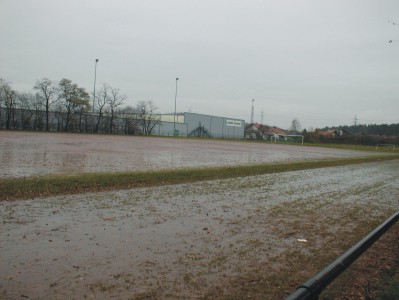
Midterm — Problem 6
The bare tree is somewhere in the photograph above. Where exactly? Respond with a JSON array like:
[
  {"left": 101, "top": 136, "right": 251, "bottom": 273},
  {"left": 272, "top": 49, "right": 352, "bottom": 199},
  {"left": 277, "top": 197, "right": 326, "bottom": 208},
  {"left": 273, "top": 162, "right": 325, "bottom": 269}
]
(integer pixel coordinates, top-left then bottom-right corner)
[
  {"left": 106, "top": 86, "right": 126, "bottom": 134},
  {"left": 289, "top": 118, "right": 302, "bottom": 134},
  {"left": 31, "top": 93, "right": 46, "bottom": 130},
  {"left": 34, "top": 78, "right": 57, "bottom": 131},
  {"left": 17, "top": 92, "right": 37, "bottom": 130},
  {"left": 119, "top": 105, "right": 141, "bottom": 134},
  {"left": 135, "top": 100, "right": 160, "bottom": 135},
  {"left": 0, "top": 78, "right": 5, "bottom": 123},
  {"left": 0, "top": 79, "right": 17, "bottom": 129},
  {"left": 52, "top": 97, "right": 65, "bottom": 131},
  {"left": 94, "top": 83, "right": 110, "bottom": 133},
  {"left": 58, "top": 79, "right": 90, "bottom": 131}
]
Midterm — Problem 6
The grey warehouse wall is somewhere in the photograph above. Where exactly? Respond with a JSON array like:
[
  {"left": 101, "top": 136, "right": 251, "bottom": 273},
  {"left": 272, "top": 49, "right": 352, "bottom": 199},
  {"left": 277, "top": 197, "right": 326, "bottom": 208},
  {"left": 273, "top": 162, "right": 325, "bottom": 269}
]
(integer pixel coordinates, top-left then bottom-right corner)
[
  {"left": 184, "top": 112, "right": 244, "bottom": 139},
  {"left": 153, "top": 122, "right": 188, "bottom": 137}
]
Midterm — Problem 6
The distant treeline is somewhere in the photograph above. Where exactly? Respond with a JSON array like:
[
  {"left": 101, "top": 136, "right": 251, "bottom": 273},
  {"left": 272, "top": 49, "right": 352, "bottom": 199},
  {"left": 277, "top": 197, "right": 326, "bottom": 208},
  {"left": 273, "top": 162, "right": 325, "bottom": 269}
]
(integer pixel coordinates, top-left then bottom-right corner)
[
  {"left": 303, "top": 123, "right": 399, "bottom": 146},
  {"left": 322, "top": 123, "right": 399, "bottom": 137}
]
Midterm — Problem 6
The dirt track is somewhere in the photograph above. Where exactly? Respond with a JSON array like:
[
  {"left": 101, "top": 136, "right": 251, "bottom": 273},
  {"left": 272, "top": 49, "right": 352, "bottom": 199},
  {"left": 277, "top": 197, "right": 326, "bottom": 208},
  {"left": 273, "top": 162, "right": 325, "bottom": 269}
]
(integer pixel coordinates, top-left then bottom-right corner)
[{"left": 1, "top": 160, "right": 398, "bottom": 299}]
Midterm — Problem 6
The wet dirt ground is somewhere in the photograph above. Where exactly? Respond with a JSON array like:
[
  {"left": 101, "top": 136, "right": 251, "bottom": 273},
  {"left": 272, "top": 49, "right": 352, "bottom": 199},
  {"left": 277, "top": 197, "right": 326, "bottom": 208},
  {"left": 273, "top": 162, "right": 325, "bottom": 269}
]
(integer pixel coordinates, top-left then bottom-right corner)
[
  {"left": 1, "top": 160, "right": 399, "bottom": 299},
  {"left": 0, "top": 131, "right": 387, "bottom": 178}
]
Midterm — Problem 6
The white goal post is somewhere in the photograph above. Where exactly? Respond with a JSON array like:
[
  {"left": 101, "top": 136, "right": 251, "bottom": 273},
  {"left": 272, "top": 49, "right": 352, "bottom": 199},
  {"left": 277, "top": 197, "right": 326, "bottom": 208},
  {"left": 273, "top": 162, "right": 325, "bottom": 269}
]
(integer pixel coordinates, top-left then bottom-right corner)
[
  {"left": 376, "top": 144, "right": 397, "bottom": 151},
  {"left": 273, "top": 134, "right": 304, "bottom": 145}
]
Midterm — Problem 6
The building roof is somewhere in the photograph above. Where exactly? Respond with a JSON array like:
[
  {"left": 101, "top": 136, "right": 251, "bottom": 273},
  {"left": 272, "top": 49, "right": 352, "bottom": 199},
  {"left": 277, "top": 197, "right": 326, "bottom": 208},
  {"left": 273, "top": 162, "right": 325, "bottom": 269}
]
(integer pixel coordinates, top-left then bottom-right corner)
[
  {"left": 318, "top": 128, "right": 351, "bottom": 136},
  {"left": 252, "top": 123, "right": 290, "bottom": 135}
]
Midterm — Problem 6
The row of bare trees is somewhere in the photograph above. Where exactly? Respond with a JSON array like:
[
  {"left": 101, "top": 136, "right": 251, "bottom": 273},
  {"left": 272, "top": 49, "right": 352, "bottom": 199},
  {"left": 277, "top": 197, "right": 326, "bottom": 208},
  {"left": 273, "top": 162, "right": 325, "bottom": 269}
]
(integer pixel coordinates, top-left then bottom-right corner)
[
  {"left": 0, "top": 77, "right": 160, "bottom": 135},
  {"left": 94, "top": 83, "right": 126, "bottom": 134}
]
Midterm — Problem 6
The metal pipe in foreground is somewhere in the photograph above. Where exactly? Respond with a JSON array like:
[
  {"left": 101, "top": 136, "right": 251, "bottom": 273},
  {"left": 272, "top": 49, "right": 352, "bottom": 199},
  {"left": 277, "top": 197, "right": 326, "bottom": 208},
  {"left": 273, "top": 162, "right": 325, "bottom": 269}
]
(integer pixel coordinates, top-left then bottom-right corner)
[{"left": 286, "top": 210, "right": 399, "bottom": 300}]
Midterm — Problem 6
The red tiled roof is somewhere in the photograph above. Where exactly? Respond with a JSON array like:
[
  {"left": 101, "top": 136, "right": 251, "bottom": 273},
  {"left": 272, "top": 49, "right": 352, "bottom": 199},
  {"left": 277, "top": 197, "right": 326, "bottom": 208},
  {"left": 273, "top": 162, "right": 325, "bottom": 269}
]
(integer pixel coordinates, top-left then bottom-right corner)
[{"left": 252, "top": 124, "right": 289, "bottom": 135}]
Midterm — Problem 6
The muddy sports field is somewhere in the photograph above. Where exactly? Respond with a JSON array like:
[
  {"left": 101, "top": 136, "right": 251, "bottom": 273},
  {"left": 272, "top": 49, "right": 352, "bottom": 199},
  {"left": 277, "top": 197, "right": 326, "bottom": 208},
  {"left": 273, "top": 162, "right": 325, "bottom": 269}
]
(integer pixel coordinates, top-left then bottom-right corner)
[{"left": 1, "top": 131, "right": 399, "bottom": 299}]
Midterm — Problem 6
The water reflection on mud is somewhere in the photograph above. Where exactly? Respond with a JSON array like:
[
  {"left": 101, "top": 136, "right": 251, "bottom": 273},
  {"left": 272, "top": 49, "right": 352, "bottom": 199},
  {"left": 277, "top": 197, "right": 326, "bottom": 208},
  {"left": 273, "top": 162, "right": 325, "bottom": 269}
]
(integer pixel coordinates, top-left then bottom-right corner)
[
  {"left": 0, "top": 131, "right": 387, "bottom": 178},
  {"left": 1, "top": 161, "right": 399, "bottom": 299}
]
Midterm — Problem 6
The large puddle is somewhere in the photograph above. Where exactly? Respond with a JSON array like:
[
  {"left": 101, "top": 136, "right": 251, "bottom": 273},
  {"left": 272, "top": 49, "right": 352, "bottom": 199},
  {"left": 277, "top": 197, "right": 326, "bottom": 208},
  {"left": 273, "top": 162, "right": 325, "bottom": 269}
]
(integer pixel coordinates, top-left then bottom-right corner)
[
  {"left": 1, "top": 160, "right": 398, "bottom": 299},
  {"left": 0, "top": 131, "right": 386, "bottom": 178}
]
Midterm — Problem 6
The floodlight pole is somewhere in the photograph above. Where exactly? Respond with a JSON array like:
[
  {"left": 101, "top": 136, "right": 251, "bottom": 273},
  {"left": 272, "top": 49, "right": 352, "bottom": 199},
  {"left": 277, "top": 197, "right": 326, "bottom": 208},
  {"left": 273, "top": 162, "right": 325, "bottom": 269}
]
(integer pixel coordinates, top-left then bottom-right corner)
[
  {"left": 250, "top": 99, "right": 255, "bottom": 124},
  {"left": 173, "top": 77, "right": 179, "bottom": 136},
  {"left": 93, "top": 58, "right": 99, "bottom": 114}
]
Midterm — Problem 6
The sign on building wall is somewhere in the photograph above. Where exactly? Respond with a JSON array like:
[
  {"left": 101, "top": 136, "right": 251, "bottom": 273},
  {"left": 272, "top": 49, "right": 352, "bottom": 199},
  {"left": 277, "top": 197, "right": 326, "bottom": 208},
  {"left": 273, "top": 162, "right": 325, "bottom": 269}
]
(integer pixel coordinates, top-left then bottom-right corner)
[{"left": 226, "top": 120, "right": 242, "bottom": 127}]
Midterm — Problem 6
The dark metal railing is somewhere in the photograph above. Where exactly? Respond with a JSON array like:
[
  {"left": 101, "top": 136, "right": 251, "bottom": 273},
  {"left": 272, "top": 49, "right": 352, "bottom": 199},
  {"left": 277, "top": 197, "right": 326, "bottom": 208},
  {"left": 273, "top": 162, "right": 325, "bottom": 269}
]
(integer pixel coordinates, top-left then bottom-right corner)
[{"left": 286, "top": 210, "right": 399, "bottom": 300}]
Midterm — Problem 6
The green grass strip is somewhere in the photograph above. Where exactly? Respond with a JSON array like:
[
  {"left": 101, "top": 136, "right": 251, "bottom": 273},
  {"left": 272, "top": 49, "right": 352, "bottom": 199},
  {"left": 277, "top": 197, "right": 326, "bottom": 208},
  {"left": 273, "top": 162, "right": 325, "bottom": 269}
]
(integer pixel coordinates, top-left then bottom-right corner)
[{"left": 1, "top": 155, "right": 398, "bottom": 201}]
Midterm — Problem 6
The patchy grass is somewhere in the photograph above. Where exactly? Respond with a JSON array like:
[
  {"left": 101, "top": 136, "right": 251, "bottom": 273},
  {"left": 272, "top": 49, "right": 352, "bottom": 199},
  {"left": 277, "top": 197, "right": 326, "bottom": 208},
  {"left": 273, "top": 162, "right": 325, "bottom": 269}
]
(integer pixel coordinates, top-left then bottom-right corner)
[
  {"left": 1, "top": 155, "right": 397, "bottom": 299},
  {"left": 320, "top": 223, "right": 399, "bottom": 300},
  {"left": 204, "top": 201, "right": 398, "bottom": 299},
  {"left": 302, "top": 142, "right": 398, "bottom": 152},
  {"left": 377, "top": 278, "right": 399, "bottom": 300},
  {"left": 1, "top": 155, "right": 398, "bottom": 201},
  {"left": 242, "top": 139, "right": 397, "bottom": 152}
]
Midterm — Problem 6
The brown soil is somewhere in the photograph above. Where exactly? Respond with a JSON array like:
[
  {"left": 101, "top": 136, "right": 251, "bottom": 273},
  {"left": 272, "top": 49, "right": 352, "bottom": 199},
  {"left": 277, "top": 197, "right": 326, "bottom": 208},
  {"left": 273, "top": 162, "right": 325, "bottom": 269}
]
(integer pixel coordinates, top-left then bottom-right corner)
[
  {"left": 321, "top": 224, "right": 399, "bottom": 300},
  {"left": 0, "top": 131, "right": 388, "bottom": 178},
  {"left": 1, "top": 160, "right": 398, "bottom": 299},
  {"left": 216, "top": 224, "right": 399, "bottom": 300}
]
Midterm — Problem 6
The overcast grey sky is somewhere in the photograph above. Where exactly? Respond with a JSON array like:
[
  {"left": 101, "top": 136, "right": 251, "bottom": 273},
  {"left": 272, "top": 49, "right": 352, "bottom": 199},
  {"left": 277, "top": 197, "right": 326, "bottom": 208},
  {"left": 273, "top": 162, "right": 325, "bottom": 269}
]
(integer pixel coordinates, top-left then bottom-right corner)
[{"left": 1, "top": 0, "right": 399, "bottom": 129}]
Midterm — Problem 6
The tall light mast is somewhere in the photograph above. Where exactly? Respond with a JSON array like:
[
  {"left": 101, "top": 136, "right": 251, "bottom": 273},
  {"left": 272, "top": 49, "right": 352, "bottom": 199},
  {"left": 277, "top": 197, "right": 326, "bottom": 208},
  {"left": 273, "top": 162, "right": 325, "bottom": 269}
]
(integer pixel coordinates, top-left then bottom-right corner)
[{"left": 250, "top": 99, "right": 255, "bottom": 124}]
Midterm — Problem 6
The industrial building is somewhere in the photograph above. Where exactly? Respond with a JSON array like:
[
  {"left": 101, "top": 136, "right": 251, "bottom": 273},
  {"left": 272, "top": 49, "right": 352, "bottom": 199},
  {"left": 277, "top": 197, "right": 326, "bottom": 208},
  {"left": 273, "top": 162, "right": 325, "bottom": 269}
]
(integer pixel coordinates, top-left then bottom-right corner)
[
  {"left": 155, "top": 112, "right": 245, "bottom": 139},
  {"left": 0, "top": 107, "right": 245, "bottom": 139}
]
